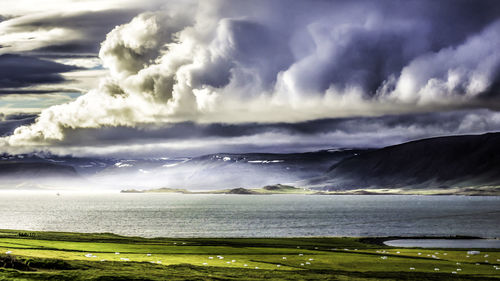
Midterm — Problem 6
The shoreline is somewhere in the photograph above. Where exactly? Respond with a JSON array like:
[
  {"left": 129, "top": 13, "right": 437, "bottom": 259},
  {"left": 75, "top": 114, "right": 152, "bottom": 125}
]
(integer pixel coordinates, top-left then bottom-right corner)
[
  {"left": 0, "top": 187, "right": 498, "bottom": 196},
  {"left": 1, "top": 229, "right": 497, "bottom": 241},
  {"left": 120, "top": 185, "right": 500, "bottom": 196}
]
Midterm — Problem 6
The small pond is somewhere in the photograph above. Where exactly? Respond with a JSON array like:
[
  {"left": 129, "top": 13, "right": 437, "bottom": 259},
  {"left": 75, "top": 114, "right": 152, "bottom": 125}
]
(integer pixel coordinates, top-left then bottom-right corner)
[{"left": 384, "top": 239, "right": 500, "bottom": 248}]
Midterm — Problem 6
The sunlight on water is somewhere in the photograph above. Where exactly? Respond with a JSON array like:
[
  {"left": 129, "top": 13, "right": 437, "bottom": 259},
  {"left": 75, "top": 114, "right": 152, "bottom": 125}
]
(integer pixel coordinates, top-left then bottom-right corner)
[{"left": 0, "top": 193, "right": 498, "bottom": 238}]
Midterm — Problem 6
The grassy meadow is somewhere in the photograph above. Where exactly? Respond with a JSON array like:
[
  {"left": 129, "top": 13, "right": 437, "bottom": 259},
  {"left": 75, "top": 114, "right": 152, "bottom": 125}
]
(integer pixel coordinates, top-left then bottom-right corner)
[{"left": 0, "top": 229, "right": 498, "bottom": 280}]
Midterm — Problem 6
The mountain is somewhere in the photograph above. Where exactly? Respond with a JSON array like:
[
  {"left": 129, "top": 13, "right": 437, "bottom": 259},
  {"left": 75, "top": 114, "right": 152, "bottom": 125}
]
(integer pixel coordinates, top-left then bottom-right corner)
[
  {"left": 0, "top": 162, "right": 78, "bottom": 178},
  {"left": 96, "top": 149, "right": 366, "bottom": 189},
  {"left": 306, "top": 132, "right": 500, "bottom": 191},
  {"left": 0, "top": 149, "right": 364, "bottom": 190},
  {"left": 2, "top": 132, "right": 499, "bottom": 194},
  {"left": 0, "top": 153, "right": 113, "bottom": 175},
  {"left": 0, "top": 153, "right": 105, "bottom": 188},
  {"left": 0, "top": 161, "right": 79, "bottom": 189}
]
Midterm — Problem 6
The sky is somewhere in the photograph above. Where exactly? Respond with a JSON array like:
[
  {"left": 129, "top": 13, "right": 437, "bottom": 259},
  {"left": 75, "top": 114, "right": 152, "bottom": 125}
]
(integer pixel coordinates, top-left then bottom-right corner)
[{"left": 0, "top": 0, "right": 499, "bottom": 157}]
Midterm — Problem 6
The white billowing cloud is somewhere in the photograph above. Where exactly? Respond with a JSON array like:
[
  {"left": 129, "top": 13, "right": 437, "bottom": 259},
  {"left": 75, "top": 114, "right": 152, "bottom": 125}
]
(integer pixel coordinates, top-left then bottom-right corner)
[
  {"left": 381, "top": 20, "right": 500, "bottom": 104},
  {"left": 99, "top": 12, "right": 171, "bottom": 79},
  {"left": 1, "top": 0, "right": 500, "bottom": 148}
]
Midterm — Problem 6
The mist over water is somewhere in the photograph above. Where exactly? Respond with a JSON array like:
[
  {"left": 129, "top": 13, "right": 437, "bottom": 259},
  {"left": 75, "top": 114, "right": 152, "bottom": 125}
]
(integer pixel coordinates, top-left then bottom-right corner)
[{"left": 0, "top": 193, "right": 498, "bottom": 238}]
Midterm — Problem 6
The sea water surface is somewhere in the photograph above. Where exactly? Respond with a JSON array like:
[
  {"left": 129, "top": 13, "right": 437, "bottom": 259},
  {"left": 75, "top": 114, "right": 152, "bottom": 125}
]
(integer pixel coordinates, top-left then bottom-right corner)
[{"left": 0, "top": 192, "right": 498, "bottom": 238}]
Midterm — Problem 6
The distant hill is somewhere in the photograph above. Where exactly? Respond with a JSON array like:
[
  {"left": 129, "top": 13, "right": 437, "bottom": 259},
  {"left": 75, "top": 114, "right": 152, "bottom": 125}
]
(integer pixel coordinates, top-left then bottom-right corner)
[
  {"left": 306, "top": 132, "right": 500, "bottom": 191},
  {"left": 121, "top": 184, "right": 312, "bottom": 195}
]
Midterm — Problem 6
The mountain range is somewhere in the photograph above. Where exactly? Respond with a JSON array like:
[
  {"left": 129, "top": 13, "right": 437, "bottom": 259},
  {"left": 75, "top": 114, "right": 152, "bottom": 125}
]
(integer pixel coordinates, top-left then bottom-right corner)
[
  {"left": 306, "top": 132, "right": 500, "bottom": 193},
  {"left": 0, "top": 132, "right": 499, "bottom": 194},
  {"left": 0, "top": 149, "right": 362, "bottom": 189}
]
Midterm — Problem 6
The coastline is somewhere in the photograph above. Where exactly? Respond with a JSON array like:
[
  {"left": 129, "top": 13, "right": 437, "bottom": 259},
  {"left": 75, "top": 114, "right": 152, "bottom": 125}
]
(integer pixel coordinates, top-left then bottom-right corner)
[{"left": 120, "top": 184, "right": 500, "bottom": 196}]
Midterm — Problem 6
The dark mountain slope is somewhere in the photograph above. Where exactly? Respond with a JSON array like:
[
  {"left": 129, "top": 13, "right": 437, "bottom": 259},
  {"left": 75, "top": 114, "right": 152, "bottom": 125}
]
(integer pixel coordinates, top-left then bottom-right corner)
[
  {"left": 307, "top": 132, "right": 500, "bottom": 190},
  {"left": 0, "top": 162, "right": 78, "bottom": 178}
]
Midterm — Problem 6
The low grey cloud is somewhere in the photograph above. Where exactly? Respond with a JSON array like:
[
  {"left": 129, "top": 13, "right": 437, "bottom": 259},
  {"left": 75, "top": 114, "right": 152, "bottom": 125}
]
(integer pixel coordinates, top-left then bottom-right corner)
[
  {"left": 60, "top": 109, "right": 500, "bottom": 144},
  {"left": 2, "top": 109, "right": 498, "bottom": 157},
  {"left": 0, "top": 54, "right": 79, "bottom": 89},
  {"left": 0, "top": 88, "right": 82, "bottom": 95},
  {"left": 0, "top": 54, "right": 80, "bottom": 90},
  {"left": 32, "top": 42, "right": 102, "bottom": 56}
]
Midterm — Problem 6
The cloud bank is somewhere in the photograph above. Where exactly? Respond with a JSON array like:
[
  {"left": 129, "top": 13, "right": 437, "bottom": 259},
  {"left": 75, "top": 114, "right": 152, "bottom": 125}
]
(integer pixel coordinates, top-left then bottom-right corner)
[
  {"left": 2, "top": 0, "right": 500, "bottom": 150},
  {"left": 2, "top": 109, "right": 500, "bottom": 157}
]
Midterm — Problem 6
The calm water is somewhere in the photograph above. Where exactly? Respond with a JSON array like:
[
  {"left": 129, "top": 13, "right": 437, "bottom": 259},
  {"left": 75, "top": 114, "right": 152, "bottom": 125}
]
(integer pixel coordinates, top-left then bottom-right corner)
[
  {"left": 384, "top": 239, "right": 500, "bottom": 248},
  {"left": 0, "top": 192, "right": 499, "bottom": 238}
]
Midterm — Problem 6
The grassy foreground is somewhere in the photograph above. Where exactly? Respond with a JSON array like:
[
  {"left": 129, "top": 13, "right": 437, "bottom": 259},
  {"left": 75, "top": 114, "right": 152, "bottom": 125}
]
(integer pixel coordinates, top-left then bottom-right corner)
[{"left": 0, "top": 230, "right": 498, "bottom": 280}]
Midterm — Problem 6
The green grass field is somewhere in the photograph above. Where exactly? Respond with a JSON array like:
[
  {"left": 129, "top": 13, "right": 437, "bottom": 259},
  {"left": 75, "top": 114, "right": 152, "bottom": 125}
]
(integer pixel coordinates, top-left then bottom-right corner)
[{"left": 0, "top": 230, "right": 498, "bottom": 280}]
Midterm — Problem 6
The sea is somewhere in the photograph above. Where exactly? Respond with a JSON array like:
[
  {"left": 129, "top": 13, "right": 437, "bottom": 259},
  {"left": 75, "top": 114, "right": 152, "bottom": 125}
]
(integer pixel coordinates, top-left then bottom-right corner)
[{"left": 1, "top": 192, "right": 499, "bottom": 238}]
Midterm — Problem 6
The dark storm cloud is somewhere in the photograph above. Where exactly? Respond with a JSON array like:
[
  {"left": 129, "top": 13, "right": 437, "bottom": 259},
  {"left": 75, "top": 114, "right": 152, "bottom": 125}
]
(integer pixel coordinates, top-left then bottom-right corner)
[
  {"left": 2, "top": 0, "right": 500, "bottom": 153},
  {"left": 33, "top": 42, "right": 102, "bottom": 55},
  {"left": 268, "top": 0, "right": 500, "bottom": 95},
  {"left": 0, "top": 113, "right": 37, "bottom": 137},
  {"left": 56, "top": 109, "right": 500, "bottom": 151},
  {"left": 0, "top": 54, "right": 79, "bottom": 90}
]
